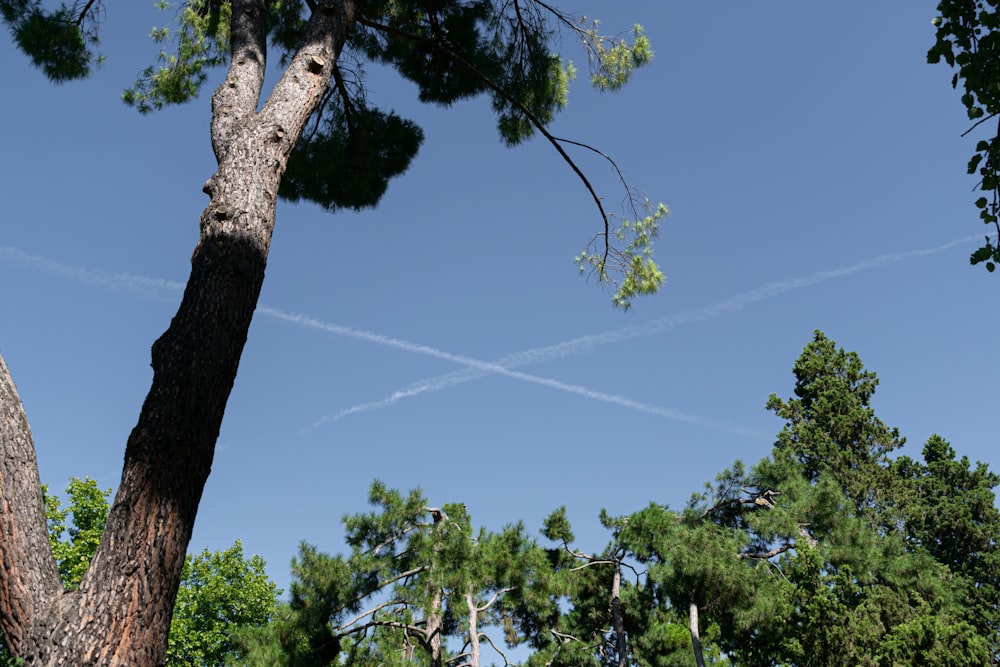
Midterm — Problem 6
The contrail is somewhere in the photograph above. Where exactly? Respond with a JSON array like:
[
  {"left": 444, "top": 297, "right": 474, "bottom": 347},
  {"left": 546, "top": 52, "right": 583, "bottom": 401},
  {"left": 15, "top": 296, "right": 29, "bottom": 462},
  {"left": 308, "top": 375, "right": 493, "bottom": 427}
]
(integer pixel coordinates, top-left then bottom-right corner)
[
  {"left": 0, "top": 246, "right": 186, "bottom": 295},
  {"left": 0, "top": 246, "right": 745, "bottom": 434},
  {"left": 258, "top": 307, "right": 766, "bottom": 438},
  {"left": 1, "top": 234, "right": 983, "bottom": 436},
  {"left": 321, "top": 234, "right": 984, "bottom": 422}
]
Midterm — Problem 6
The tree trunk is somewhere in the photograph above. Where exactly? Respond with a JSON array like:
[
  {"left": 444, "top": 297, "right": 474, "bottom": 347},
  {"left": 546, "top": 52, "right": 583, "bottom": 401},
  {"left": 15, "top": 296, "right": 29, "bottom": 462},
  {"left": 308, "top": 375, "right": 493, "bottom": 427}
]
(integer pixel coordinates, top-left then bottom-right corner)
[
  {"left": 610, "top": 560, "right": 628, "bottom": 667},
  {"left": 426, "top": 509, "right": 447, "bottom": 667},
  {"left": 0, "top": 1, "right": 359, "bottom": 663},
  {"left": 427, "top": 587, "right": 444, "bottom": 667},
  {"left": 689, "top": 600, "right": 706, "bottom": 667},
  {"left": 465, "top": 591, "right": 481, "bottom": 667}
]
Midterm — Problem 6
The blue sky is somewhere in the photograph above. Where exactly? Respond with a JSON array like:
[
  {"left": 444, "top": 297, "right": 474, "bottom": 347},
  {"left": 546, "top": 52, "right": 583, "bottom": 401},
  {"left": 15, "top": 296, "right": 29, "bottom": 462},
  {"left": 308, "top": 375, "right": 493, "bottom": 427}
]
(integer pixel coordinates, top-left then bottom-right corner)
[{"left": 2, "top": 2, "right": 996, "bottom": 595}]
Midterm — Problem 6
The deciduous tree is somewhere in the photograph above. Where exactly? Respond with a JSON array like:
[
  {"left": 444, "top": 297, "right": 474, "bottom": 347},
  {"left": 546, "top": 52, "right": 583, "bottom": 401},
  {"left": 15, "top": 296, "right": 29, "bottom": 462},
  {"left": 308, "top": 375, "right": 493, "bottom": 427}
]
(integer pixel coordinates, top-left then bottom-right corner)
[
  {"left": 929, "top": 0, "right": 1000, "bottom": 270},
  {"left": 0, "top": 2, "right": 661, "bottom": 663}
]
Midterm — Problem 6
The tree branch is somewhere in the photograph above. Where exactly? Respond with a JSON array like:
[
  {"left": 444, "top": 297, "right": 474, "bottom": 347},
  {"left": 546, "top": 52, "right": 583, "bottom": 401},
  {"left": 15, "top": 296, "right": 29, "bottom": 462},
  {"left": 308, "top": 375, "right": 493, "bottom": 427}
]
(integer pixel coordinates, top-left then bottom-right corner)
[
  {"left": 73, "top": 0, "right": 100, "bottom": 27},
  {"left": 478, "top": 632, "right": 513, "bottom": 666},
  {"left": 475, "top": 586, "right": 515, "bottom": 612},
  {"left": 337, "top": 598, "right": 406, "bottom": 631},
  {"left": 961, "top": 112, "right": 1000, "bottom": 138},
  {"left": 0, "top": 354, "right": 64, "bottom": 656},
  {"left": 738, "top": 542, "right": 794, "bottom": 560},
  {"left": 209, "top": 0, "right": 268, "bottom": 163},
  {"left": 356, "top": 15, "right": 613, "bottom": 258}
]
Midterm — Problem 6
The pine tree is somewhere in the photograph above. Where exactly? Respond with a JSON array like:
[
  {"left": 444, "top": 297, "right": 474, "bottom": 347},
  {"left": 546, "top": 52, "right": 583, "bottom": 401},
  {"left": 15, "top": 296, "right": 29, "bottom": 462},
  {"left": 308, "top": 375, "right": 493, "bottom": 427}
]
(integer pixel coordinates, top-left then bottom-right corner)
[{"left": 0, "top": 3, "right": 661, "bottom": 662}]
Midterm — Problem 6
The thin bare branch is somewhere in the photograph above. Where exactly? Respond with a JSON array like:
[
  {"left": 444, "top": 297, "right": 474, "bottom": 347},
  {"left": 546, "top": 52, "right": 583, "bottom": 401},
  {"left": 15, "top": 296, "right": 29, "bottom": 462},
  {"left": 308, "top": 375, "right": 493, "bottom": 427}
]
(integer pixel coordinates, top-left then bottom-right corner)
[
  {"left": 480, "top": 632, "right": 514, "bottom": 666},
  {"left": 356, "top": 15, "right": 613, "bottom": 254},
  {"left": 73, "top": 0, "right": 100, "bottom": 26},
  {"left": 551, "top": 629, "right": 583, "bottom": 643},
  {"left": 569, "top": 558, "right": 618, "bottom": 572},
  {"left": 475, "top": 586, "right": 516, "bottom": 612},
  {"left": 337, "top": 598, "right": 407, "bottom": 631},
  {"left": 961, "top": 112, "right": 1000, "bottom": 137},
  {"left": 738, "top": 542, "right": 794, "bottom": 560},
  {"left": 340, "top": 618, "right": 427, "bottom": 637}
]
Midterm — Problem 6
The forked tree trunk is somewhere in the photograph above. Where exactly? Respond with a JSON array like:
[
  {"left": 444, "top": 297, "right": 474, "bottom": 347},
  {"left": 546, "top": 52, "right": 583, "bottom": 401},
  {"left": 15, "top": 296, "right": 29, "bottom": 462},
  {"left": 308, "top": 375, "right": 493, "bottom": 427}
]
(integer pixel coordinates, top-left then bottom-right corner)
[{"left": 0, "top": 1, "right": 359, "bottom": 663}]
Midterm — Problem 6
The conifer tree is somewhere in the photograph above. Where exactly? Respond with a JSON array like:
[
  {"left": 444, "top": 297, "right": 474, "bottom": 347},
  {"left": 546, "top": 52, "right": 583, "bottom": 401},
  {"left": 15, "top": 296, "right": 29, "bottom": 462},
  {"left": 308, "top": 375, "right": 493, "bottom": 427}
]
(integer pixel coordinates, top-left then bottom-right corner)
[
  {"left": 541, "top": 333, "right": 998, "bottom": 667},
  {"left": 238, "top": 481, "right": 558, "bottom": 667}
]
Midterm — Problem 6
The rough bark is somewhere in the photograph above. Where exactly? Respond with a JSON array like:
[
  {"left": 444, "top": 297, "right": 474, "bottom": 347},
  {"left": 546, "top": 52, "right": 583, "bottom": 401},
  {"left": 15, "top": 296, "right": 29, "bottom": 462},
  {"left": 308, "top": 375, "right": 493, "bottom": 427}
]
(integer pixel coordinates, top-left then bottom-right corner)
[
  {"left": 0, "top": 0, "right": 359, "bottom": 663},
  {"left": 0, "top": 355, "right": 64, "bottom": 656}
]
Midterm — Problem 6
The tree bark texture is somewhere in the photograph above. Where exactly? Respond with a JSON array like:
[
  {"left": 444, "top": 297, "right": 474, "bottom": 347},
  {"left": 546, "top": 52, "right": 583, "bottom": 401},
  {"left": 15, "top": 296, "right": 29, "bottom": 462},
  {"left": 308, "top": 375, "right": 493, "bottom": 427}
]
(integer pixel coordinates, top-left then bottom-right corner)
[{"left": 0, "top": 0, "right": 359, "bottom": 663}]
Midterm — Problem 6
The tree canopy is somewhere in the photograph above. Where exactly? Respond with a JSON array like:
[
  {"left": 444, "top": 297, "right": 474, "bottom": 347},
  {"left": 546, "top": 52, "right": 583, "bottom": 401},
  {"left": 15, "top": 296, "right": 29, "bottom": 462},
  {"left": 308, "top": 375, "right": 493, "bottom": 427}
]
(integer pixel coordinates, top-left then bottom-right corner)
[
  {"left": 1, "top": 0, "right": 664, "bottom": 307},
  {"left": 239, "top": 332, "right": 1000, "bottom": 667}
]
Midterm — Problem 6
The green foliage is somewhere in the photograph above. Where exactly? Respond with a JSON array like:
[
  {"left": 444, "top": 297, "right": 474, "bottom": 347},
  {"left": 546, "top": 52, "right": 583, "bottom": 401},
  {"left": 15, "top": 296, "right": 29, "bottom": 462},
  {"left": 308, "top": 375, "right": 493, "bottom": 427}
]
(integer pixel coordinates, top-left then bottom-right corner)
[
  {"left": 525, "top": 332, "right": 997, "bottom": 667},
  {"left": 43, "top": 476, "right": 112, "bottom": 588},
  {"left": 279, "top": 102, "right": 424, "bottom": 212},
  {"left": 764, "top": 329, "right": 905, "bottom": 518},
  {"left": 167, "top": 541, "right": 281, "bottom": 667},
  {"left": 891, "top": 435, "right": 1000, "bottom": 662},
  {"left": 122, "top": 0, "right": 231, "bottom": 112},
  {"left": 928, "top": 1, "right": 1000, "bottom": 270},
  {"left": 680, "top": 332, "right": 998, "bottom": 666},
  {"left": 230, "top": 333, "right": 998, "bottom": 667},
  {"left": 5, "top": 0, "right": 662, "bottom": 307},
  {"left": 240, "top": 480, "right": 559, "bottom": 666},
  {"left": 0, "top": 0, "right": 95, "bottom": 81},
  {"left": 2, "top": 477, "right": 280, "bottom": 666},
  {"left": 576, "top": 201, "right": 668, "bottom": 310},
  {"left": 119, "top": 0, "right": 657, "bottom": 220},
  {"left": 580, "top": 23, "right": 653, "bottom": 92}
]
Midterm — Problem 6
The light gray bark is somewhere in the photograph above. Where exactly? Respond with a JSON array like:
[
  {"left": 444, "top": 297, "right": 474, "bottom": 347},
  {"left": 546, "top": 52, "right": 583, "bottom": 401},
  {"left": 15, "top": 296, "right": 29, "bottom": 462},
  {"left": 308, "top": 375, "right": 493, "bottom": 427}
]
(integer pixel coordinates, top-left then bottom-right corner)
[{"left": 689, "top": 600, "right": 706, "bottom": 667}]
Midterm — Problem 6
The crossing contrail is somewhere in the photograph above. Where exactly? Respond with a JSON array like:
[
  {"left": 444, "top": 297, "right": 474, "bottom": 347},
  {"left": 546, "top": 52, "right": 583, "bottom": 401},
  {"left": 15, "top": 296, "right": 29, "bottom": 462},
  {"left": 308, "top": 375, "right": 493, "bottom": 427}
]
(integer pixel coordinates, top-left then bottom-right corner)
[
  {"left": 1, "top": 233, "right": 983, "bottom": 437},
  {"left": 257, "top": 306, "right": 769, "bottom": 438},
  {"left": 318, "top": 234, "right": 983, "bottom": 423},
  {"left": 1, "top": 244, "right": 750, "bottom": 433}
]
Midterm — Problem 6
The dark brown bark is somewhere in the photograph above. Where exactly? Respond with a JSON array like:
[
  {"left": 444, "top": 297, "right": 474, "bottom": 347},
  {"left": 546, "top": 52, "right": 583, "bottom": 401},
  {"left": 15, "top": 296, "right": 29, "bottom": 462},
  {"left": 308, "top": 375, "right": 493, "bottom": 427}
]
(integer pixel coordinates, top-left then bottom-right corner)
[{"left": 0, "top": 0, "right": 359, "bottom": 663}]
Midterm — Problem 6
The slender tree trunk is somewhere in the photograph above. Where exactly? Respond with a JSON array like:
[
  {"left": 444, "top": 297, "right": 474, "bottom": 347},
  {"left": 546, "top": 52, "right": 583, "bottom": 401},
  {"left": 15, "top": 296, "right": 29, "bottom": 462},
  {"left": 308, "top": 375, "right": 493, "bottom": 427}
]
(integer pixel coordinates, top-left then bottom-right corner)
[
  {"left": 0, "top": 1, "right": 359, "bottom": 663},
  {"left": 689, "top": 600, "right": 706, "bottom": 667},
  {"left": 427, "top": 587, "right": 444, "bottom": 667},
  {"left": 426, "top": 509, "right": 447, "bottom": 667},
  {"left": 465, "top": 591, "right": 481, "bottom": 667},
  {"left": 610, "top": 560, "right": 628, "bottom": 667}
]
